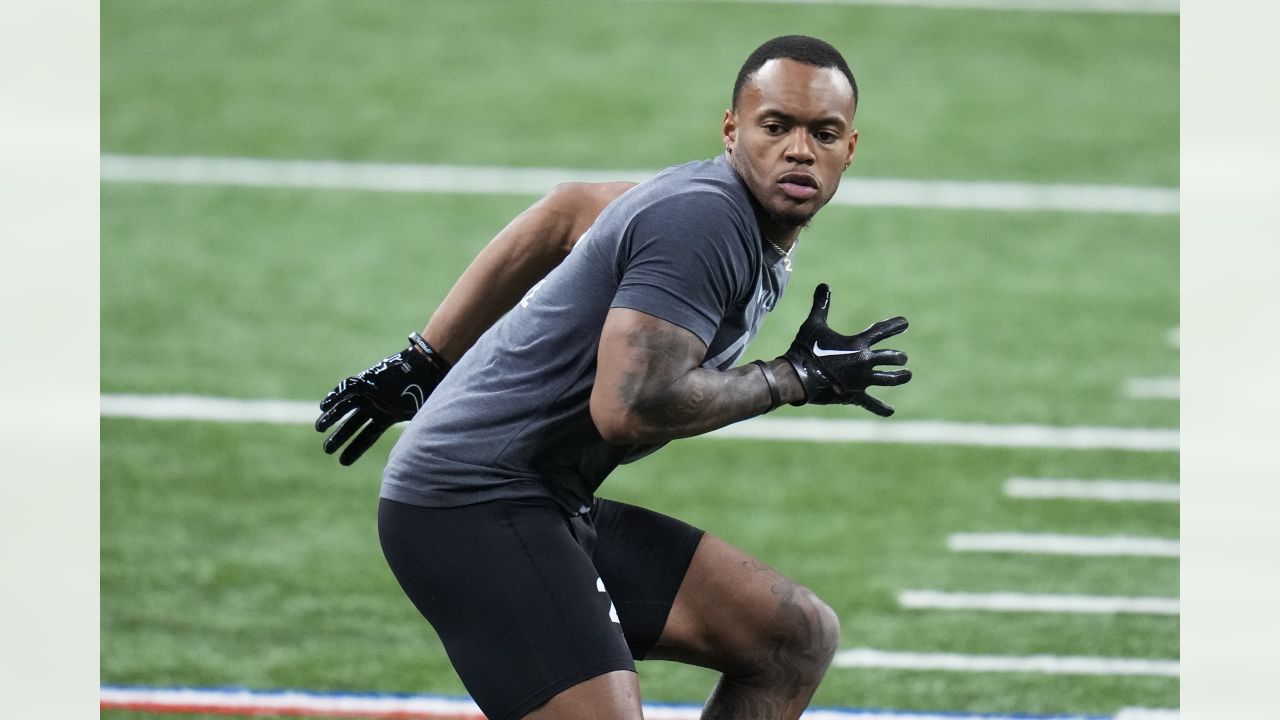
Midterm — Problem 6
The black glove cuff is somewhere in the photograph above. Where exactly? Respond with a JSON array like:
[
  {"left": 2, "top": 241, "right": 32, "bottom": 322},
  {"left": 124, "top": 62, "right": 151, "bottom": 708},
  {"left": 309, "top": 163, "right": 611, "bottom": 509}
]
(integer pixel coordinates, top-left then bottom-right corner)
[
  {"left": 751, "top": 360, "right": 782, "bottom": 411},
  {"left": 780, "top": 352, "right": 811, "bottom": 407}
]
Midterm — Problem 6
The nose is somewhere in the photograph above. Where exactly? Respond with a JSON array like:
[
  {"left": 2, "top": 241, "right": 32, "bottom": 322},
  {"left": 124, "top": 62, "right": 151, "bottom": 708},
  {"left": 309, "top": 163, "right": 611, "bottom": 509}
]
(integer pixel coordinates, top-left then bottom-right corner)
[{"left": 784, "top": 128, "right": 816, "bottom": 165}]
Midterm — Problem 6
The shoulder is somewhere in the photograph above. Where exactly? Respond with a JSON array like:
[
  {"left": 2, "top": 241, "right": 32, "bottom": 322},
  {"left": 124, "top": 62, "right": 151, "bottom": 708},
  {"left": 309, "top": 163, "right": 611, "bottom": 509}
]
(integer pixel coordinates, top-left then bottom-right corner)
[
  {"left": 635, "top": 188, "right": 745, "bottom": 228},
  {"left": 601, "top": 157, "right": 762, "bottom": 274}
]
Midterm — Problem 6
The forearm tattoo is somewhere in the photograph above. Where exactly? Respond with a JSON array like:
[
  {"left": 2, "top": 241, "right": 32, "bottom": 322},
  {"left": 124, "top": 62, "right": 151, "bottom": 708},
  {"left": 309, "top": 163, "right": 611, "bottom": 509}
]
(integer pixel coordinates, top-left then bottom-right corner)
[{"left": 615, "top": 322, "right": 772, "bottom": 442}]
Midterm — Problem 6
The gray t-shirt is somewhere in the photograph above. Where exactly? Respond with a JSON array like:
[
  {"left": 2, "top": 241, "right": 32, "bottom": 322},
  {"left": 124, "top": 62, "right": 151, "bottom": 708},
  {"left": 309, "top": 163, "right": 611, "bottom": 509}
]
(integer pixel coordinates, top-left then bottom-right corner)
[{"left": 381, "top": 155, "right": 793, "bottom": 513}]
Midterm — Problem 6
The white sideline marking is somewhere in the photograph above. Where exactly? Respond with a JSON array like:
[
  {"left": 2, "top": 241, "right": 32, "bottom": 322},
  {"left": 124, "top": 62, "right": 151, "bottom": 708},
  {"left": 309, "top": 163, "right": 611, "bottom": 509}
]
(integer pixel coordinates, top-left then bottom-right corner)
[
  {"left": 1125, "top": 377, "right": 1179, "bottom": 400},
  {"left": 1004, "top": 477, "right": 1179, "bottom": 502},
  {"left": 99, "top": 393, "right": 1179, "bottom": 452},
  {"left": 666, "top": 0, "right": 1179, "bottom": 15},
  {"left": 99, "top": 154, "right": 1180, "bottom": 215},
  {"left": 833, "top": 648, "right": 1178, "bottom": 677},
  {"left": 898, "top": 589, "right": 1179, "bottom": 615},
  {"left": 98, "top": 684, "right": 1175, "bottom": 719},
  {"left": 948, "top": 532, "right": 1179, "bottom": 557}
]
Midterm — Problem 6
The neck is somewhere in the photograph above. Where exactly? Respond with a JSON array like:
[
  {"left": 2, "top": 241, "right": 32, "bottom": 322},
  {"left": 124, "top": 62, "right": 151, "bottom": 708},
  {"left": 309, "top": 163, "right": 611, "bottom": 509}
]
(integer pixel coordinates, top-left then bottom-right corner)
[{"left": 756, "top": 212, "right": 802, "bottom": 253}]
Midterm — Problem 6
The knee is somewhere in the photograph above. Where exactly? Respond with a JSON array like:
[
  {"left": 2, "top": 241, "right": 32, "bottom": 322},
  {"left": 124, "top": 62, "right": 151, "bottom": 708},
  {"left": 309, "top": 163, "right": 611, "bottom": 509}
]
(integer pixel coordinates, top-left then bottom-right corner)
[
  {"left": 794, "top": 592, "right": 840, "bottom": 670},
  {"left": 741, "top": 586, "right": 841, "bottom": 685},
  {"left": 816, "top": 596, "right": 841, "bottom": 659}
]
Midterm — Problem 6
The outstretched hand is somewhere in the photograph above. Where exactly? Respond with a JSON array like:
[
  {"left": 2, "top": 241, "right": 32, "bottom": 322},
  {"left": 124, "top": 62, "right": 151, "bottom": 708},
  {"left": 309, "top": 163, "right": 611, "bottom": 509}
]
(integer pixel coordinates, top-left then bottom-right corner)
[
  {"left": 782, "top": 284, "right": 912, "bottom": 415},
  {"left": 316, "top": 333, "right": 450, "bottom": 465}
]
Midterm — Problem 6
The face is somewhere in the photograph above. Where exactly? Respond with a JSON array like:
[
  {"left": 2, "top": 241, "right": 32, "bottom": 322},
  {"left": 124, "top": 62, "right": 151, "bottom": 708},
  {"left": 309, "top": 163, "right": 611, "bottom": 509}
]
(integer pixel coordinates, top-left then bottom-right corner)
[{"left": 723, "top": 58, "right": 858, "bottom": 231}]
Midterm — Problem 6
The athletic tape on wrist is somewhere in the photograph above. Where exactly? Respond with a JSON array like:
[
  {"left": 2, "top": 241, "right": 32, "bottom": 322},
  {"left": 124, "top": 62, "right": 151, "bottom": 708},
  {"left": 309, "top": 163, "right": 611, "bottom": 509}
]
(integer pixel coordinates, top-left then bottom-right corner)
[{"left": 751, "top": 360, "right": 782, "bottom": 411}]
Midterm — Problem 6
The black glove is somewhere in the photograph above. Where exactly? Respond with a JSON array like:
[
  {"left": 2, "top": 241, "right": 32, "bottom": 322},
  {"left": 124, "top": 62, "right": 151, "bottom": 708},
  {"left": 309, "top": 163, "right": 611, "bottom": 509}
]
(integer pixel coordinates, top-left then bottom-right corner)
[
  {"left": 782, "top": 284, "right": 912, "bottom": 415},
  {"left": 316, "top": 332, "right": 450, "bottom": 465}
]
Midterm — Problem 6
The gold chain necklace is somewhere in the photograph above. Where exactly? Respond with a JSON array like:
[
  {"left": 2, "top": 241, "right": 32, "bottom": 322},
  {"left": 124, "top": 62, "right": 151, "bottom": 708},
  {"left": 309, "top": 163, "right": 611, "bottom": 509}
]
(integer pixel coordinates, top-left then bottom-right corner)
[{"left": 766, "top": 238, "right": 793, "bottom": 272}]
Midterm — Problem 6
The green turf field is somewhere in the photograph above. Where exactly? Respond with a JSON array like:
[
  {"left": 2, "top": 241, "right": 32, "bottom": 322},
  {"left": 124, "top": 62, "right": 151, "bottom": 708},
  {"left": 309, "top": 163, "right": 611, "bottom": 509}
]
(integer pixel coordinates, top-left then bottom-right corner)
[{"left": 101, "top": 1, "right": 1178, "bottom": 717}]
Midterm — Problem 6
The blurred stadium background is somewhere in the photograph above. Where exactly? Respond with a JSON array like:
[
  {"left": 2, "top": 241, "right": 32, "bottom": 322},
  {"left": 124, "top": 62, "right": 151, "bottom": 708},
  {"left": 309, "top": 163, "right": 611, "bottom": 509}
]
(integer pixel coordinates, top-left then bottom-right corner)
[{"left": 100, "top": 1, "right": 1178, "bottom": 718}]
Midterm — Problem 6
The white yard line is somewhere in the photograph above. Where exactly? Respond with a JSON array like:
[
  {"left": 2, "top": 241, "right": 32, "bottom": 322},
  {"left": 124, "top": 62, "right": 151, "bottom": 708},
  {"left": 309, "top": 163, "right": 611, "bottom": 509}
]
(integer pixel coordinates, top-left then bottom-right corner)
[
  {"left": 101, "top": 394, "right": 318, "bottom": 424},
  {"left": 99, "top": 684, "right": 1176, "bottom": 718},
  {"left": 1125, "top": 377, "right": 1179, "bottom": 400},
  {"left": 1003, "top": 477, "right": 1179, "bottom": 502},
  {"left": 99, "top": 393, "right": 1179, "bottom": 452},
  {"left": 713, "top": 416, "right": 1178, "bottom": 451},
  {"left": 99, "top": 154, "right": 1179, "bottom": 215},
  {"left": 657, "top": 0, "right": 1179, "bottom": 15},
  {"left": 948, "top": 532, "right": 1179, "bottom": 557},
  {"left": 833, "top": 648, "right": 1178, "bottom": 676},
  {"left": 898, "top": 589, "right": 1179, "bottom": 615}
]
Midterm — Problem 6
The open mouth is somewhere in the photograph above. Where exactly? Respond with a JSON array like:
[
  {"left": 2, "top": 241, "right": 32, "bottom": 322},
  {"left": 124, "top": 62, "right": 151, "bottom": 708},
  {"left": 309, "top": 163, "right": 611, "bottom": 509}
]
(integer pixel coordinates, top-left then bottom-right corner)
[{"left": 778, "top": 172, "right": 819, "bottom": 200}]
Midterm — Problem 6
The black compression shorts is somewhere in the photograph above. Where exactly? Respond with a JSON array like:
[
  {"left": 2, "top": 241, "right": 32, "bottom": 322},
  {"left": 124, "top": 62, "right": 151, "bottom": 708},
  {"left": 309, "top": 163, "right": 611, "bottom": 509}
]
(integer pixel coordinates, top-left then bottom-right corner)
[{"left": 378, "top": 495, "right": 705, "bottom": 720}]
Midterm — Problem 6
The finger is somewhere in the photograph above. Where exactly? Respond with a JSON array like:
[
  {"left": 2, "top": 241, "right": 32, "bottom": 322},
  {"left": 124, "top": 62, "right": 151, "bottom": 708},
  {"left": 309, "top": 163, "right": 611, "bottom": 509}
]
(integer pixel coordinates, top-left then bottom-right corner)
[
  {"left": 859, "top": 316, "right": 909, "bottom": 344},
  {"left": 853, "top": 391, "right": 895, "bottom": 417},
  {"left": 339, "top": 421, "right": 391, "bottom": 466},
  {"left": 869, "top": 369, "right": 912, "bottom": 387},
  {"left": 323, "top": 411, "right": 369, "bottom": 454},
  {"left": 318, "top": 379, "right": 353, "bottom": 412},
  {"left": 315, "top": 395, "right": 359, "bottom": 432},
  {"left": 809, "top": 283, "right": 831, "bottom": 324},
  {"left": 872, "top": 349, "right": 908, "bottom": 366}
]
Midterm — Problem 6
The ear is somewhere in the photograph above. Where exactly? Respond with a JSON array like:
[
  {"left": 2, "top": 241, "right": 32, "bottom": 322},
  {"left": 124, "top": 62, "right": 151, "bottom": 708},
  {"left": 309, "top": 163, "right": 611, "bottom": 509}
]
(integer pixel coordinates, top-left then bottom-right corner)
[
  {"left": 844, "top": 128, "right": 859, "bottom": 170},
  {"left": 722, "top": 109, "right": 737, "bottom": 154}
]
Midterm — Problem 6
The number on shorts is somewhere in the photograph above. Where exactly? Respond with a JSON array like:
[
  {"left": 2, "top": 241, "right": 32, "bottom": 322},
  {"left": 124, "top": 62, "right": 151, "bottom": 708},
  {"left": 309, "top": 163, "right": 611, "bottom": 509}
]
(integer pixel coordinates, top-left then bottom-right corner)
[{"left": 596, "top": 577, "right": 620, "bottom": 624}]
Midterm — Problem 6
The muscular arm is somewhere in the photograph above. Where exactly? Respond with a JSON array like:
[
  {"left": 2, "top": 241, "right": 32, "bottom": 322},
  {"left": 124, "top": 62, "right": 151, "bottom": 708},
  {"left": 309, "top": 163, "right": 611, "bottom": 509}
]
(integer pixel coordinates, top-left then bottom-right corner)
[
  {"left": 422, "top": 181, "right": 635, "bottom": 363},
  {"left": 591, "top": 308, "right": 804, "bottom": 444}
]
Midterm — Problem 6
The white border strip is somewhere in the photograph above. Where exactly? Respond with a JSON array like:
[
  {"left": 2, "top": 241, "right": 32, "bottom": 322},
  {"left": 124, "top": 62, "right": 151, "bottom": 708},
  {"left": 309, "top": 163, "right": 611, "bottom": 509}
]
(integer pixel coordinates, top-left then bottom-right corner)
[
  {"left": 99, "top": 393, "right": 1179, "bottom": 452},
  {"left": 99, "top": 154, "right": 1180, "bottom": 215},
  {"left": 898, "top": 589, "right": 1179, "bottom": 615},
  {"left": 833, "top": 648, "right": 1178, "bottom": 677},
  {"left": 98, "top": 685, "right": 1174, "bottom": 719},
  {"left": 1004, "top": 477, "right": 1179, "bottom": 502},
  {"left": 654, "top": 0, "right": 1179, "bottom": 15},
  {"left": 1125, "top": 377, "right": 1179, "bottom": 400},
  {"left": 948, "top": 532, "right": 1179, "bottom": 557}
]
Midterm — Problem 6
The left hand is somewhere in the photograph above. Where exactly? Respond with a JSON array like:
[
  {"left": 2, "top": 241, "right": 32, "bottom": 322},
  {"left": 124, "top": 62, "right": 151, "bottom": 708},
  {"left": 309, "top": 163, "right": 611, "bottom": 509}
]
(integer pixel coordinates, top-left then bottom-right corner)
[
  {"left": 315, "top": 333, "right": 450, "bottom": 465},
  {"left": 781, "top": 284, "right": 912, "bottom": 415}
]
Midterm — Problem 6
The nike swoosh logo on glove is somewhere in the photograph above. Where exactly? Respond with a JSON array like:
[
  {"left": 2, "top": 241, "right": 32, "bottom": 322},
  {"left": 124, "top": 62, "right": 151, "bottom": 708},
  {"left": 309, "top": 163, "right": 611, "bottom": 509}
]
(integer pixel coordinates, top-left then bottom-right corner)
[
  {"left": 812, "top": 342, "right": 861, "bottom": 357},
  {"left": 401, "top": 384, "right": 425, "bottom": 409}
]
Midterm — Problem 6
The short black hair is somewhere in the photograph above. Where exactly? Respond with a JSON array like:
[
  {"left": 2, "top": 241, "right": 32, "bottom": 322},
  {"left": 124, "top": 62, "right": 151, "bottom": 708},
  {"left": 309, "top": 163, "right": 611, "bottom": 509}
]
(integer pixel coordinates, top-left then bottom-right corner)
[{"left": 731, "top": 35, "right": 858, "bottom": 110}]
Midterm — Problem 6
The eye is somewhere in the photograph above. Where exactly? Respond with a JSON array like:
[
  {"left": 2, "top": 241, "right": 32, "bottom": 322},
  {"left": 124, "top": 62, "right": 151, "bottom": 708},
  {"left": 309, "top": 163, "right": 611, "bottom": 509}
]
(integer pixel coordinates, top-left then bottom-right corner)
[
  {"left": 762, "top": 123, "right": 786, "bottom": 136},
  {"left": 815, "top": 130, "right": 839, "bottom": 144}
]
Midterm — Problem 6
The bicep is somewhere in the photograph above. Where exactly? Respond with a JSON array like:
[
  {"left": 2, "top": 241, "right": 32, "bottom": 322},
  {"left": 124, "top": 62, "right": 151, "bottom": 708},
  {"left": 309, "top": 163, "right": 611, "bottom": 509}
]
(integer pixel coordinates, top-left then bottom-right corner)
[{"left": 590, "top": 308, "right": 708, "bottom": 441}]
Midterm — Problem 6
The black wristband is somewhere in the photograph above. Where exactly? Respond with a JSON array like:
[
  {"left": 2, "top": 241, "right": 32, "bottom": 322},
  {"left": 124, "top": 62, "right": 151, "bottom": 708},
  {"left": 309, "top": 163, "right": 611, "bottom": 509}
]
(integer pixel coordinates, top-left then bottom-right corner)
[
  {"left": 752, "top": 360, "right": 782, "bottom": 411},
  {"left": 408, "top": 331, "right": 451, "bottom": 371}
]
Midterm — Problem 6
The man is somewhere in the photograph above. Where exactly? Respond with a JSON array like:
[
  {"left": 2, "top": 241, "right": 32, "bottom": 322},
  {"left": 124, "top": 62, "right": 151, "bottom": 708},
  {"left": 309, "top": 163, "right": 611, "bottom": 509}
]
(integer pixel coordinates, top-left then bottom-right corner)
[{"left": 317, "top": 35, "right": 911, "bottom": 720}]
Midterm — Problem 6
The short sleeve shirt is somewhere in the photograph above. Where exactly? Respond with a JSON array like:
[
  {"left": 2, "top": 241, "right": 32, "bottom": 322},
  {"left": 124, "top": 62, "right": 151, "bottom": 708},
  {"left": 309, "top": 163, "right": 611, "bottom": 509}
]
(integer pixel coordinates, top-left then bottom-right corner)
[{"left": 382, "top": 156, "right": 793, "bottom": 513}]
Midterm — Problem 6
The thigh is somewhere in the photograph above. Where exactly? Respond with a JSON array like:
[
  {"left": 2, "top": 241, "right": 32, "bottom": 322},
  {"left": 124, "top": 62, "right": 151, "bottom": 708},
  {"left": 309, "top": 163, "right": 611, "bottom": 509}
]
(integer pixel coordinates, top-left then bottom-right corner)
[
  {"left": 645, "top": 533, "right": 839, "bottom": 677},
  {"left": 378, "top": 497, "right": 636, "bottom": 720},
  {"left": 589, "top": 499, "right": 706, "bottom": 659}
]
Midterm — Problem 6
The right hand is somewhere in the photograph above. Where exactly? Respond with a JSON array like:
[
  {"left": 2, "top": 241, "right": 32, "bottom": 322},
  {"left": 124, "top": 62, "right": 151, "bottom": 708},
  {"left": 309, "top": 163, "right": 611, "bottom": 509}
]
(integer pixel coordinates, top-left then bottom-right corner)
[
  {"left": 782, "top": 284, "right": 912, "bottom": 415},
  {"left": 316, "top": 333, "right": 450, "bottom": 466}
]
